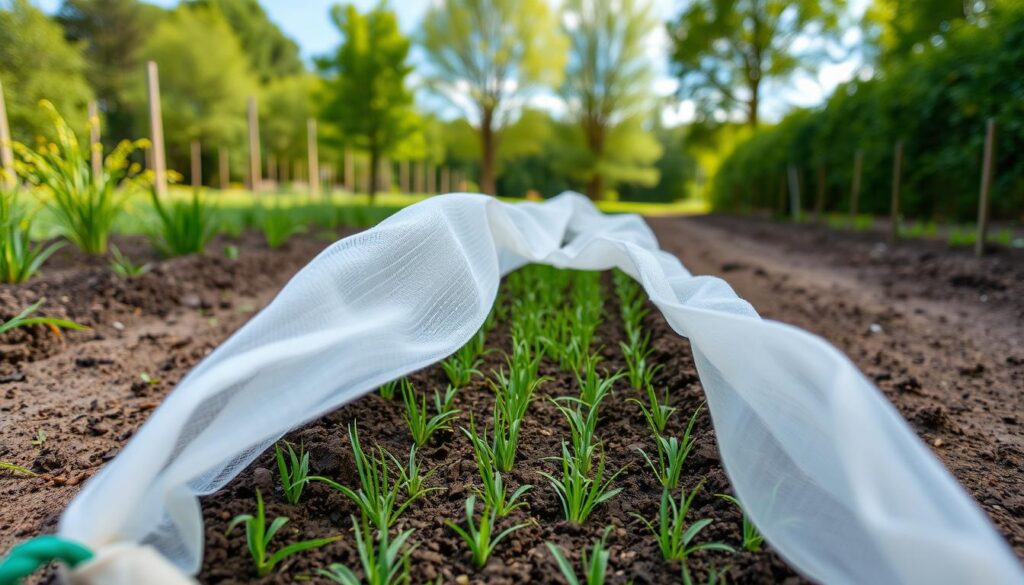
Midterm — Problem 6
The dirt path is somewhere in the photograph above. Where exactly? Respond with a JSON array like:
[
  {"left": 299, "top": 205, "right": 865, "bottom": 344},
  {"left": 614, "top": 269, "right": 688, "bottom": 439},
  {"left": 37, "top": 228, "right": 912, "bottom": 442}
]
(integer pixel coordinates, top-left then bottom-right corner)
[{"left": 648, "top": 215, "right": 1024, "bottom": 558}]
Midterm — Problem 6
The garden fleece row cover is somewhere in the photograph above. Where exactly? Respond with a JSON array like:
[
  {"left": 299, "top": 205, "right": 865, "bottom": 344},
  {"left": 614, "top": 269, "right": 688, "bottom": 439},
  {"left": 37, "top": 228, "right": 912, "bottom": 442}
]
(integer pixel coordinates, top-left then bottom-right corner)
[{"left": 57, "top": 193, "right": 1023, "bottom": 584}]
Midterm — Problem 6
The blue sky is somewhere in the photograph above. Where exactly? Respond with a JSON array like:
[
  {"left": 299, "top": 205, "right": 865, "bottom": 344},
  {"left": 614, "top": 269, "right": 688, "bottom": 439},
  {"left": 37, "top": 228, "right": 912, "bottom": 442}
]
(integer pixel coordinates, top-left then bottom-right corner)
[{"left": 36, "top": 0, "right": 868, "bottom": 124}]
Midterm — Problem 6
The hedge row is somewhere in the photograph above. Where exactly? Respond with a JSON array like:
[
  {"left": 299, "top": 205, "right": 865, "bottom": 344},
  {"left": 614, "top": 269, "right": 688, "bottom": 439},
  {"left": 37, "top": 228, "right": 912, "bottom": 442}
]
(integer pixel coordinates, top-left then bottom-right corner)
[{"left": 713, "top": 5, "right": 1024, "bottom": 222}]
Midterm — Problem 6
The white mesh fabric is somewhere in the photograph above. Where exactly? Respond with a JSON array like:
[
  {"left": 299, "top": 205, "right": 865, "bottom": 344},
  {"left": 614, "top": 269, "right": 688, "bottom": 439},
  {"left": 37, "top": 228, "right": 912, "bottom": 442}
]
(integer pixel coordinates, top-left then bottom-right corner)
[{"left": 59, "top": 193, "right": 1023, "bottom": 584}]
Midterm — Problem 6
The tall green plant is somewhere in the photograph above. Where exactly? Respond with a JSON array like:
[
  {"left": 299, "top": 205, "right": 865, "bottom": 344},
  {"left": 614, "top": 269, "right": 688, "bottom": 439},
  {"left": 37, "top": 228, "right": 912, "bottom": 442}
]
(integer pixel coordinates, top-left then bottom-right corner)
[
  {"left": 149, "top": 189, "right": 218, "bottom": 256},
  {"left": 13, "top": 100, "right": 148, "bottom": 254},
  {"left": 0, "top": 188, "right": 62, "bottom": 284}
]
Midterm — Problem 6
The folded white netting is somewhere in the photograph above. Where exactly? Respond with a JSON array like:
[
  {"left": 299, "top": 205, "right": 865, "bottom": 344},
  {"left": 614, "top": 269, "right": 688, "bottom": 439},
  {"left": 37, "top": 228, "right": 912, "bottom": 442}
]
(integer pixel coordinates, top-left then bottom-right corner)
[{"left": 59, "top": 193, "right": 1023, "bottom": 584}]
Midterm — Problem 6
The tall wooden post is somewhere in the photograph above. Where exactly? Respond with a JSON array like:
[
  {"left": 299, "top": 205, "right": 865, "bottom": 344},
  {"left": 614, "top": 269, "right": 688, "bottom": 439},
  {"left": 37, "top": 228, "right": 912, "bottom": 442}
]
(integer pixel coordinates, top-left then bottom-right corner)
[
  {"left": 88, "top": 100, "right": 102, "bottom": 183},
  {"left": 400, "top": 159, "right": 410, "bottom": 194},
  {"left": 428, "top": 162, "right": 437, "bottom": 194},
  {"left": 889, "top": 141, "right": 904, "bottom": 243},
  {"left": 381, "top": 157, "right": 392, "bottom": 192},
  {"left": 441, "top": 167, "right": 450, "bottom": 194},
  {"left": 147, "top": 61, "right": 168, "bottom": 198},
  {"left": 190, "top": 139, "right": 201, "bottom": 188},
  {"left": 247, "top": 95, "right": 261, "bottom": 192},
  {"left": 0, "top": 78, "right": 14, "bottom": 188},
  {"left": 787, "top": 164, "right": 801, "bottom": 222},
  {"left": 219, "top": 147, "right": 229, "bottom": 189},
  {"left": 307, "top": 118, "right": 320, "bottom": 197},
  {"left": 850, "top": 149, "right": 863, "bottom": 224},
  {"left": 344, "top": 149, "right": 354, "bottom": 192},
  {"left": 975, "top": 119, "right": 997, "bottom": 257},
  {"left": 814, "top": 163, "right": 826, "bottom": 224}
]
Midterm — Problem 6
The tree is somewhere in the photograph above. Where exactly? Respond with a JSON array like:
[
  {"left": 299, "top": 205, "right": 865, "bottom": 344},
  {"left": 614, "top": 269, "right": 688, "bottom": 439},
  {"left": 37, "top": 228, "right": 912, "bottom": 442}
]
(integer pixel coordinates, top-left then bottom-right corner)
[
  {"left": 860, "top": 0, "right": 991, "bottom": 65},
  {"left": 320, "top": 2, "right": 415, "bottom": 201},
  {"left": 421, "top": 0, "right": 567, "bottom": 195},
  {"left": 260, "top": 74, "right": 319, "bottom": 174},
  {"left": 0, "top": 0, "right": 93, "bottom": 143},
  {"left": 56, "top": 0, "right": 163, "bottom": 145},
  {"left": 560, "top": 0, "right": 661, "bottom": 199},
  {"left": 188, "top": 0, "right": 303, "bottom": 83},
  {"left": 669, "top": 0, "right": 846, "bottom": 127},
  {"left": 130, "top": 5, "right": 257, "bottom": 174}
]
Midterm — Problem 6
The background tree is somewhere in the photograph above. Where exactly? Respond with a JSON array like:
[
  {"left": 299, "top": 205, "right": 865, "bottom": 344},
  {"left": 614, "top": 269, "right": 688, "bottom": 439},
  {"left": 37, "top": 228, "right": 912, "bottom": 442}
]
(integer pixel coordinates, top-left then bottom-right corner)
[
  {"left": 187, "top": 0, "right": 303, "bottom": 83},
  {"left": 421, "top": 0, "right": 567, "bottom": 195},
  {"left": 260, "top": 74, "right": 319, "bottom": 179},
  {"left": 560, "top": 0, "right": 661, "bottom": 199},
  {"left": 131, "top": 5, "right": 256, "bottom": 176},
  {"left": 860, "top": 0, "right": 989, "bottom": 65},
  {"left": 669, "top": 0, "right": 846, "bottom": 127},
  {"left": 0, "top": 0, "right": 93, "bottom": 143},
  {"left": 319, "top": 2, "right": 415, "bottom": 201},
  {"left": 56, "top": 0, "right": 162, "bottom": 145}
]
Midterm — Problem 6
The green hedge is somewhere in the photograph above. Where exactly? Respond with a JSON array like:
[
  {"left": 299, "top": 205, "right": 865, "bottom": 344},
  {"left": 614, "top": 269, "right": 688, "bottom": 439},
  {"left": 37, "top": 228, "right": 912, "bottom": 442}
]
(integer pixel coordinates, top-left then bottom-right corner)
[{"left": 714, "top": 5, "right": 1024, "bottom": 222}]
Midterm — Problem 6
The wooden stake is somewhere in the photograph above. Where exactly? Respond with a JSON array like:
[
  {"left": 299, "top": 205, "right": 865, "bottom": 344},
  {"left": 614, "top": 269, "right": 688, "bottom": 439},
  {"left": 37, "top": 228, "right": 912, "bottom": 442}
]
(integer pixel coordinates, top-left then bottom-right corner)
[
  {"left": 247, "top": 95, "right": 261, "bottom": 192},
  {"left": 787, "top": 164, "right": 801, "bottom": 222},
  {"left": 814, "top": 163, "right": 826, "bottom": 223},
  {"left": 344, "top": 149, "right": 353, "bottom": 192},
  {"left": 307, "top": 118, "right": 320, "bottom": 197},
  {"left": 975, "top": 119, "right": 997, "bottom": 257},
  {"left": 147, "top": 61, "right": 167, "bottom": 198},
  {"left": 889, "top": 141, "right": 903, "bottom": 243},
  {"left": 219, "top": 147, "right": 229, "bottom": 189},
  {"left": 88, "top": 100, "right": 102, "bottom": 184},
  {"left": 0, "top": 78, "right": 14, "bottom": 188},
  {"left": 441, "top": 167, "right": 450, "bottom": 194},
  {"left": 190, "top": 139, "right": 201, "bottom": 188},
  {"left": 850, "top": 149, "right": 863, "bottom": 224},
  {"left": 381, "top": 157, "right": 392, "bottom": 192},
  {"left": 400, "top": 159, "right": 409, "bottom": 194},
  {"left": 415, "top": 161, "right": 424, "bottom": 194}
]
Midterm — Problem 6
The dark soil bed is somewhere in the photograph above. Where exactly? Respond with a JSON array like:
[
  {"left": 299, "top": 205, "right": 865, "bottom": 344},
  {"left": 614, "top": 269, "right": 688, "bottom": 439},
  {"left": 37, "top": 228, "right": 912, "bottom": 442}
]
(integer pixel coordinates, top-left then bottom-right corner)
[{"left": 197, "top": 272, "right": 802, "bottom": 584}]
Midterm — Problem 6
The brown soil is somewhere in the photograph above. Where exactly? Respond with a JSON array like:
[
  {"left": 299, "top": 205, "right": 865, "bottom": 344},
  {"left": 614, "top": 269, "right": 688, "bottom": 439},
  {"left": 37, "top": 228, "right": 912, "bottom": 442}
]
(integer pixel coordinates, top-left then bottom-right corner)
[{"left": 1, "top": 214, "right": 1021, "bottom": 584}]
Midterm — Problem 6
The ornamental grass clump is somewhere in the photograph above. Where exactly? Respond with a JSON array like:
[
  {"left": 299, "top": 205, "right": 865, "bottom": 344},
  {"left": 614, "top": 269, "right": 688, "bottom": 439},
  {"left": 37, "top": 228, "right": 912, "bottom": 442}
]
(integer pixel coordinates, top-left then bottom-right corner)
[
  {"left": 0, "top": 187, "right": 63, "bottom": 284},
  {"left": 226, "top": 489, "right": 339, "bottom": 577},
  {"left": 14, "top": 100, "right": 149, "bottom": 255},
  {"left": 546, "top": 526, "right": 613, "bottom": 585},
  {"left": 446, "top": 496, "right": 529, "bottom": 569},
  {"left": 149, "top": 188, "right": 218, "bottom": 256}
]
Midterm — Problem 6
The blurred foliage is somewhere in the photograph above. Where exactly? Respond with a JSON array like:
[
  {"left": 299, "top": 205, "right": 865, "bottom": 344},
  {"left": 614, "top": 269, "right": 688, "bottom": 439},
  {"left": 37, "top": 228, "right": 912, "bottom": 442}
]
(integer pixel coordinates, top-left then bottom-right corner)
[
  {"left": 713, "top": 2, "right": 1024, "bottom": 221},
  {"left": 187, "top": 0, "right": 303, "bottom": 83},
  {"left": 0, "top": 0, "right": 92, "bottom": 144}
]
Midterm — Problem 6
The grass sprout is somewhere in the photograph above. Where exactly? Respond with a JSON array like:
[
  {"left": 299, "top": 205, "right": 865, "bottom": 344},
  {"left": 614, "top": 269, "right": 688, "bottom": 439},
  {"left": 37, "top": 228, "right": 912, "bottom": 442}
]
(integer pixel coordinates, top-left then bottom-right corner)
[
  {"left": 441, "top": 340, "right": 483, "bottom": 388},
  {"left": 552, "top": 396, "right": 603, "bottom": 476},
  {"left": 545, "top": 526, "right": 613, "bottom": 585},
  {"left": 0, "top": 461, "right": 37, "bottom": 477},
  {"left": 401, "top": 379, "right": 459, "bottom": 446},
  {"left": 379, "top": 379, "right": 399, "bottom": 400},
  {"left": 445, "top": 495, "right": 529, "bottom": 568},
  {"left": 0, "top": 299, "right": 86, "bottom": 336},
  {"left": 0, "top": 188, "right": 63, "bottom": 284},
  {"left": 309, "top": 424, "right": 415, "bottom": 532},
  {"left": 717, "top": 493, "right": 764, "bottom": 552},
  {"left": 540, "top": 442, "right": 624, "bottom": 525},
  {"left": 636, "top": 405, "right": 702, "bottom": 491},
  {"left": 575, "top": 355, "right": 622, "bottom": 409},
  {"left": 318, "top": 516, "right": 414, "bottom": 585},
  {"left": 109, "top": 245, "right": 151, "bottom": 278},
  {"left": 632, "top": 484, "right": 734, "bottom": 564},
  {"left": 226, "top": 489, "right": 339, "bottom": 577},
  {"left": 149, "top": 188, "right": 218, "bottom": 256},
  {"left": 387, "top": 444, "right": 439, "bottom": 501},
  {"left": 628, "top": 381, "right": 676, "bottom": 436},
  {"left": 274, "top": 441, "right": 309, "bottom": 505},
  {"left": 462, "top": 417, "right": 532, "bottom": 517}
]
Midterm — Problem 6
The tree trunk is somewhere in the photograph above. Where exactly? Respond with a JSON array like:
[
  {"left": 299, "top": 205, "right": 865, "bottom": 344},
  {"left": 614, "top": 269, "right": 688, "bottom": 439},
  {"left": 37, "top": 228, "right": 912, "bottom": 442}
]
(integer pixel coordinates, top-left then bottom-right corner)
[
  {"left": 480, "top": 106, "right": 496, "bottom": 195},
  {"left": 586, "top": 174, "right": 602, "bottom": 200},
  {"left": 369, "top": 147, "right": 380, "bottom": 205},
  {"left": 749, "top": 75, "right": 760, "bottom": 128}
]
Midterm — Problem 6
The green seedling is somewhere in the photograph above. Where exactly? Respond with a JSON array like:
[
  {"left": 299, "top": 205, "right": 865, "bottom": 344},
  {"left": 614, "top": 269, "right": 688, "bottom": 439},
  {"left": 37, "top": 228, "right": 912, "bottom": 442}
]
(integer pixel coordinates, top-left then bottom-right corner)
[
  {"left": 401, "top": 379, "right": 459, "bottom": 446},
  {"left": 636, "top": 405, "right": 702, "bottom": 491},
  {"left": 260, "top": 203, "right": 304, "bottom": 248},
  {"left": 717, "top": 494, "right": 764, "bottom": 552},
  {"left": 619, "top": 332, "right": 658, "bottom": 391},
  {"left": 139, "top": 372, "right": 159, "bottom": 385},
  {"left": 0, "top": 461, "right": 37, "bottom": 477},
  {"left": 223, "top": 244, "right": 240, "bottom": 260},
  {"left": 310, "top": 424, "right": 416, "bottom": 532},
  {"left": 387, "top": 444, "right": 439, "bottom": 501},
  {"left": 226, "top": 489, "right": 340, "bottom": 577},
  {"left": 275, "top": 441, "right": 309, "bottom": 505},
  {"left": 552, "top": 396, "right": 603, "bottom": 476},
  {"left": 109, "top": 245, "right": 151, "bottom": 278},
  {"left": 318, "top": 516, "right": 414, "bottom": 585},
  {"left": 441, "top": 341, "right": 482, "bottom": 389},
  {"left": 545, "top": 526, "right": 613, "bottom": 585},
  {"left": 31, "top": 429, "right": 47, "bottom": 448},
  {"left": 445, "top": 496, "right": 529, "bottom": 569},
  {"left": 0, "top": 188, "right": 63, "bottom": 284},
  {"left": 462, "top": 417, "right": 532, "bottom": 517},
  {"left": 433, "top": 385, "right": 459, "bottom": 418},
  {"left": 632, "top": 484, "right": 734, "bottom": 564},
  {"left": 628, "top": 381, "right": 676, "bottom": 436},
  {"left": 575, "top": 355, "right": 622, "bottom": 409},
  {"left": 540, "top": 442, "right": 624, "bottom": 525},
  {"left": 0, "top": 299, "right": 86, "bottom": 336},
  {"left": 379, "top": 379, "right": 399, "bottom": 400}
]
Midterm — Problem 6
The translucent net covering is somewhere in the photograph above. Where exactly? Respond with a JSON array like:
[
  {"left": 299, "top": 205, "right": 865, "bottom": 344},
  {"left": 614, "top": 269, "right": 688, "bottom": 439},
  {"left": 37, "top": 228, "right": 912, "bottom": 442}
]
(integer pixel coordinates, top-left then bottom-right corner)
[{"left": 59, "top": 193, "right": 1022, "bottom": 584}]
